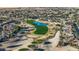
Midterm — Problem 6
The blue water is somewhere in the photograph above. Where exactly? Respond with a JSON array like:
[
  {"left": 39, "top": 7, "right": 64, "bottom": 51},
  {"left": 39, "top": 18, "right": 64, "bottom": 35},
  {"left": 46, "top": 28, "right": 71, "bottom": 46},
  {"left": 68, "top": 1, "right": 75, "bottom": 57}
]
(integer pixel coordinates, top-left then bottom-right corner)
[{"left": 33, "top": 22, "right": 48, "bottom": 26}]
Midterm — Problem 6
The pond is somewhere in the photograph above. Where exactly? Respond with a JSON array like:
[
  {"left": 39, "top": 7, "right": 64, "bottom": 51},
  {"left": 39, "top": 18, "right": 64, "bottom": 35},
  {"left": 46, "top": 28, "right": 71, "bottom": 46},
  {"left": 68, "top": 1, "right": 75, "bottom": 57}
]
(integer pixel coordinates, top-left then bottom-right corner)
[{"left": 33, "top": 22, "right": 48, "bottom": 26}]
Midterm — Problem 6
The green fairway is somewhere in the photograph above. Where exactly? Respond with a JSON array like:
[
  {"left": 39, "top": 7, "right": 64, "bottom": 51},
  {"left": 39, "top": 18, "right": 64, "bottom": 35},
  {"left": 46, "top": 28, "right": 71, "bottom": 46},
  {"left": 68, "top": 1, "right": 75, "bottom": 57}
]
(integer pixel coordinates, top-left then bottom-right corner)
[
  {"left": 26, "top": 19, "right": 35, "bottom": 25},
  {"left": 34, "top": 25, "right": 48, "bottom": 34},
  {"left": 26, "top": 19, "right": 48, "bottom": 35}
]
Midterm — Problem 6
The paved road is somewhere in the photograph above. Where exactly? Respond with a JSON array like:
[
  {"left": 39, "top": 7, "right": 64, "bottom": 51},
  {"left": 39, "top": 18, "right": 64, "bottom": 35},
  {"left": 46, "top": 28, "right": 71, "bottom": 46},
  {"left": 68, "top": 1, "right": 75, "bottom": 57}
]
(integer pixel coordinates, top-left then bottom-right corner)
[
  {"left": 14, "top": 38, "right": 33, "bottom": 51},
  {"left": 48, "top": 31, "right": 60, "bottom": 50}
]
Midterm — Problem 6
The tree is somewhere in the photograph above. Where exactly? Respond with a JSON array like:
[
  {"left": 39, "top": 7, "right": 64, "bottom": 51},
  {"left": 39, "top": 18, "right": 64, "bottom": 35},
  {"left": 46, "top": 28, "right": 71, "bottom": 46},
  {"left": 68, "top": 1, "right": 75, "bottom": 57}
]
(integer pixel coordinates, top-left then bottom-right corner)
[
  {"left": 32, "top": 40, "right": 44, "bottom": 48},
  {"left": 19, "top": 48, "right": 29, "bottom": 51}
]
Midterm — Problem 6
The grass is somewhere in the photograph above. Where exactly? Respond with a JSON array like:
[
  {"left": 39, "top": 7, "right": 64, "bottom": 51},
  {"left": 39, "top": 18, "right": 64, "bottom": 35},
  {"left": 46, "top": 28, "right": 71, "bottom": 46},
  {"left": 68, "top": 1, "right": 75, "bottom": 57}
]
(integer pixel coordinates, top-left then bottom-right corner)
[
  {"left": 28, "top": 45, "right": 36, "bottom": 48},
  {"left": 32, "top": 40, "right": 44, "bottom": 44},
  {"left": 19, "top": 48, "right": 29, "bottom": 51},
  {"left": 26, "top": 19, "right": 48, "bottom": 35},
  {"left": 34, "top": 26, "right": 48, "bottom": 34},
  {"left": 26, "top": 19, "right": 35, "bottom": 25}
]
